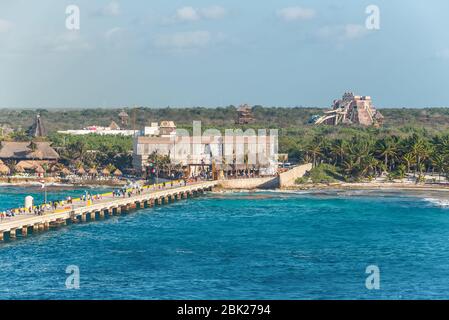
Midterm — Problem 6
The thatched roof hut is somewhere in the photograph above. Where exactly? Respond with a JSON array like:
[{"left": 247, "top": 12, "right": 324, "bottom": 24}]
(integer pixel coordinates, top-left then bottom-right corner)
[
  {"left": 0, "top": 142, "right": 59, "bottom": 160},
  {"left": 77, "top": 167, "right": 86, "bottom": 175},
  {"left": 89, "top": 168, "right": 98, "bottom": 175},
  {"left": 28, "top": 149, "right": 44, "bottom": 160},
  {"left": 102, "top": 168, "right": 110, "bottom": 176},
  {"left": 0, "top": 164, "right": 10, "bottom": 175},
  {"left": 113, "top": 169, "right": 122, "bottom": 176},
  {"left": 62, "top": 168, "right": 71, "bottom": 176},
  {"left": 34, "top": 166, "right": 45, "bottom": 174}
]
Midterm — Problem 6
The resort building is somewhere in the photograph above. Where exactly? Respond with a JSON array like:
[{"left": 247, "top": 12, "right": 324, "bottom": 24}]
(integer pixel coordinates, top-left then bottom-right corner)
[
  {"left": 236, "top": 104, "right": 255, "bottom": 125},
  {"left": 133, "top": 122, "right": 278, "bottom": 177},
  {"left": 314, "top": 92, "right": 384, "bottom": 127},
  {"left": 57, "top": 121, "right": 139, "bottom": 136}
]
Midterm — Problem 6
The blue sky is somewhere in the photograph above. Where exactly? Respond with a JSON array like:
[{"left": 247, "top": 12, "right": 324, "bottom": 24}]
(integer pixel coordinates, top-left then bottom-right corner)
[{"left": 0, "top": 0, "right": 448, "bottom": 108}]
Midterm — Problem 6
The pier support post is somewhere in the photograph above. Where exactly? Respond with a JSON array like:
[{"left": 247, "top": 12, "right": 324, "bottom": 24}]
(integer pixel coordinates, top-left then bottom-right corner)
[
  {"left": 33, "top": 224, "right": 39, "bottom": 232},
  {"left": 38, "top": 224, "right": 45, "bottom": 232},
  {"left": 81, "top": 213, "right": 87, "bottom": 222},
  {"left": 9, "top": 229, "right": 16, "bottom": 239},
  {"left": 44, "top": 222, "right": 50, "bottom": 230},
  {"left": 0, "top": 232, "right": 3, "bottom": 241},
  {"left": 171, "top": 195, "right": 176, "bottom": 202},
  {"left": 22, "top": 227, "right": 28, "bottom": 237},
  {"left": 90, "top": 211, "right": 96, "bottom": 221},
  {"left": 164, "top": 196, "right": 169, "bottom": 204},
  {"left": 99, "top": 210, "right": 105, "bottom": 219},
  {"left": 116, "top": 207, "right": 122, "bottom": 215},
  {"left": 177, "top": 193, "right": 182, "bottom": 200},
  {"left": 158, "top": 198, "right": 163, "bottom": 205},
  {"left": 108, "top": 209, "right": 113, "bottom": 216},
  {"left": 183, "top": 192, "right": 188, "bottom": 199}
]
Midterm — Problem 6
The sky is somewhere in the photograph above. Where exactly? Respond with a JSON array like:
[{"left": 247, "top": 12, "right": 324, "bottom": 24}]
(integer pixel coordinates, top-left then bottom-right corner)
[{"left": 0, "top": 0, "right": 448, "bottom": 109}]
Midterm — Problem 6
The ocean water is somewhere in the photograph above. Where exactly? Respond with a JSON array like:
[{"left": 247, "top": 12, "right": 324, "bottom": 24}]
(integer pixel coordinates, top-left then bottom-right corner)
[{"left": 1, "top": 186, "right": 449, "bottom": 299}]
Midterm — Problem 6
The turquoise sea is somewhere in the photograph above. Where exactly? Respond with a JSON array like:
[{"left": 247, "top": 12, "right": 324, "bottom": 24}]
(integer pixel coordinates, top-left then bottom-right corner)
[{"left": 1, "top": 186, "right": 449, "bottom": 299}]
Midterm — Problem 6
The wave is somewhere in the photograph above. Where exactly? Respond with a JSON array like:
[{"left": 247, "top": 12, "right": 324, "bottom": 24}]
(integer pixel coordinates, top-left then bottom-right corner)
[{"left": 423, "top": 197, "right": 449, "bottom": 208}]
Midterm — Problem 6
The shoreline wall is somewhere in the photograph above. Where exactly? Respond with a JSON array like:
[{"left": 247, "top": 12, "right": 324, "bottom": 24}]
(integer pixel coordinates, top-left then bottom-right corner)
[
  {"left": 279, "top": 163, "right": 313, "bottom": 188},
  {"left": 217, "top": 163, "right": 312, "bottom": 190}
]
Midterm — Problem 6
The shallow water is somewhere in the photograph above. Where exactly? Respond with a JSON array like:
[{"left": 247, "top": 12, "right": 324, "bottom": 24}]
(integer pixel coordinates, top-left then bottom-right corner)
[{"left": 1, "top": 187, "right": 449, "bottom": 299}]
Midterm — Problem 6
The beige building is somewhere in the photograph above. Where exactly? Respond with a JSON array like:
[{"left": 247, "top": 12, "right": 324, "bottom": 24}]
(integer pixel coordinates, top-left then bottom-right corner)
[{"left": 133, "top": 130, "right": 279, "bottom": 177}]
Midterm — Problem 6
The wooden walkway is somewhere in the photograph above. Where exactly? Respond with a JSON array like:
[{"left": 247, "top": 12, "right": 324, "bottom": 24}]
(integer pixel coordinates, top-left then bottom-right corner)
[{"left": 0, "top": 180, "right": 217, "bottom": 241}]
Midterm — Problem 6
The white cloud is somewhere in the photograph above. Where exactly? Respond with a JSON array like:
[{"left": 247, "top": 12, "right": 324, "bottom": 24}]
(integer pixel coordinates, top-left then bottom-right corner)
[
  {"left": 277, "top": 7, "right": 315, "bottom": 21},
  {"left": 98, "top": 2, "right": 120, "bottom": 17},
  {"left": 154, "top": 31, "right": 211, "bottom": 50},
  {"left": 174, "top": 5, "right": 227, "bottom": 22},
  {"left": 317, "top": 24, "right": 369, "bottom": 42},
  {"left": 176, "top": 6, "right": 200, "bottom": 22},
  {"left": 200, "top": 6, "right": 227, "bottom": 20},
  {"left": 0, "top": 19, "right": 12, "bottom": 33}
]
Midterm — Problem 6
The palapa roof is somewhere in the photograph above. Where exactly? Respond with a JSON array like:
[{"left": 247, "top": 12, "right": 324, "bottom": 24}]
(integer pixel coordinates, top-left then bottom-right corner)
[
  {"left": 102, "top": 168, "right": 110, "bottom": 175},
  {"left": 35, "top": 166, "right": 45, "bottom": 173},
  {"left": 16, "top": 160, "right": 40, "bottom": 170},
  {"left": 159, "top": 121, "right": 176, "bottom": 128},
  {"left": 109, "top": 121, "right": 120, "bottom": 130},
  {"left": 88, "top": 168, "right": 98, "bottom": 174},
  {"left": 0, "top": 142, "right": 59, "bottom": 160},
  {"left": 77, "top": 167, "right": 86, "bottom": 174},
  {"left": 0, "top": 164, "right": 10, "bottom": 174},
  {"left": 113, "top": 169, "right": 123, "bottom": 176}
]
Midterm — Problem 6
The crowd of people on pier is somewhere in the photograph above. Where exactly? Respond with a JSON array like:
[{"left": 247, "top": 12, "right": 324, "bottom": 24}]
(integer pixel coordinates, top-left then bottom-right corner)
[{"left": 0, "top": 178, "right": 198, "bottom": 222}]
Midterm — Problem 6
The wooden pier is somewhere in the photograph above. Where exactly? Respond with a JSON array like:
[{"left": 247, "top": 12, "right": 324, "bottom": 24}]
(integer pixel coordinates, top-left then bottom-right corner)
[{"left": 0, "top": 181, "right": 217, "bottom": 242}]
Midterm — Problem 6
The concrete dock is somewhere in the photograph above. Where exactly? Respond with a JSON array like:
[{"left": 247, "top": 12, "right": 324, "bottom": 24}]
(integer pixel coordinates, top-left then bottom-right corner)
[{"left": 0, "top": 181, "right": 217, "bottom": 242}]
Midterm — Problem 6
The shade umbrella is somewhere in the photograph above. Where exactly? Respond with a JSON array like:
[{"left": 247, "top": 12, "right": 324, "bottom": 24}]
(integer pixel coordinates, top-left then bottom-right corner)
[
  {"left": 35, "top": 166, "right": 45, "bottom": 173},
  {"left": 113, "top": 169, "right": 123, "bottom": 177},
  {"left": 0, "top": 164, "right": 10, "bottom": 175},
  {"left": 89, "top": 168, "right": 98, "bottom": 175},
  {"left": 102, "top": 168, "right": 110, "bottom": 176},
  {"left": 77, "top": 167, "right": 86, "bottom": 175}
]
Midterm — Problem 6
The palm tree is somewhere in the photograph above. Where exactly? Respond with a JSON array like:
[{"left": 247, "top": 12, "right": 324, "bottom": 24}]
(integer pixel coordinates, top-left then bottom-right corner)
[
  {"left": 306, "top": 144, "right": 322, "bottom": 168},
  {"left": 402, "top": 153, "right": 415, "bottom": 174},
  {"left": 431, "top": 153, "right": 445, "bottom": 182},
  {"left": 330, "top": 139, "right": 347, "bottom": 165},
  {"left": 377, "top": 138, "right": 397, "bottom": 172}
]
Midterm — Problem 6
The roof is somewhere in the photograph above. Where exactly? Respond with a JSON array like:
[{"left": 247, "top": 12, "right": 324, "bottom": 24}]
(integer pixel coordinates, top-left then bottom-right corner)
[
  {"left": 159, "top": 121, "right": 176, "bottom": 128},
  {"left": 237, "top": 104, "right": 252, "bottom": 112},
  {"left": 109, "top": 121, "right": 120, "bottom": 130},
  {"left": 28, "top": 114, "right": 47, "bottom": 137},
  {"left": 0, "top": 142, "right": 59, "bottom": 160}
]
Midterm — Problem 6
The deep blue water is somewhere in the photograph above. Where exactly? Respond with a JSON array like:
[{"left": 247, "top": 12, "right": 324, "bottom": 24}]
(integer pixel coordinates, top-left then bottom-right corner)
[{"left": 1, "top": 186, "right": 449, "bottom": 299}]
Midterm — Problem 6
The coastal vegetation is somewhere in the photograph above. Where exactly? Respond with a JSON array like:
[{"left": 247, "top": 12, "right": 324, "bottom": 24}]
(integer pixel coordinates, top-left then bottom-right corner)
[{"left": 2, "top": 106, "right": 449, "bottom": 181}]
